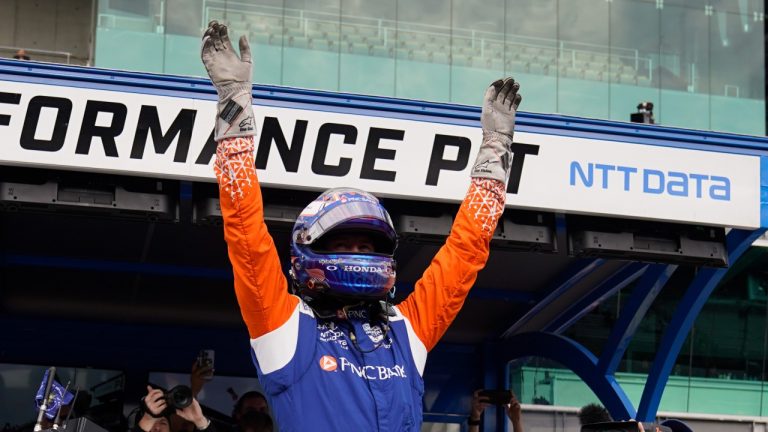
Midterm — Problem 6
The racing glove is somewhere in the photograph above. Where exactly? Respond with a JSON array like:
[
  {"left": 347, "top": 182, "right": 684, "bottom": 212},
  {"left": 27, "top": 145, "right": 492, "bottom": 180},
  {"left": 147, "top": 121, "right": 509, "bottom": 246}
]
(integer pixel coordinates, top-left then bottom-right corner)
[
  {"left": 471, "top": 77, "right": 522, "bottom": 184},
  {"left": 201, "top": 20, "right": 255, "bottom": 141}
]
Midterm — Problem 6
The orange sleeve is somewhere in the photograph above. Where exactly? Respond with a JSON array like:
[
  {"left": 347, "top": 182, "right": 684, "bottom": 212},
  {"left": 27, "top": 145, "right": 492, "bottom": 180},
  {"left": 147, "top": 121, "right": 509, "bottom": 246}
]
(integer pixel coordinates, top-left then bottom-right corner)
[
  {"left": 397, "top": 178, "right": 506, "bottom": 351},
  {"left": 214, "top": 136, "right": 298, "bottom": 339}
]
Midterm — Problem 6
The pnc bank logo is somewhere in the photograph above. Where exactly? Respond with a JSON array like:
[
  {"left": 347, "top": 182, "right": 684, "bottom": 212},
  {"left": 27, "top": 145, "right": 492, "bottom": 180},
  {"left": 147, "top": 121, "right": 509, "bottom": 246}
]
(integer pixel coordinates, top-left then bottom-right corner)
[
  {"left": 319, "top": 355, "right": 338, "bottom": 372},
  {"left": 318, "top": 355, "right": 407, "bottom": 380}
]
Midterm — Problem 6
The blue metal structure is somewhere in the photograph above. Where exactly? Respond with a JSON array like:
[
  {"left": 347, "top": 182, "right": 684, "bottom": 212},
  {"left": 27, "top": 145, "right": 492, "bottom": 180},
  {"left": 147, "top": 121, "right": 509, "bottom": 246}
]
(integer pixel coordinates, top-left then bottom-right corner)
[
  {"left": 636, "top": 228, "right": 768, "bottom": 421},
  {"left": 500, "top": 332, "right": 637, "bottom": 420},
  {"left": 501, "top": 259, "right": 607, "bottom": 337},
  {"left": 2, "top": 59, "right": 768, "bottom": 431},
  {"left": 598, "top": 264, "right": 678, "bottom": 375}
]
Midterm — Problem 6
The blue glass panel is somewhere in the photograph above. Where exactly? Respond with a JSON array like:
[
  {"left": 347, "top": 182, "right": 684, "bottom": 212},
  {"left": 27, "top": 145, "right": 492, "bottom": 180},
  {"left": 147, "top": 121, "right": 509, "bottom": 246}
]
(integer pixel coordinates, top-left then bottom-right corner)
[
  {"left": 711, "top": 96, "right": 766, "bottom": 135},
  {"left": 227, "top": 2, "right": 285, "bottom": 85},
  {"left": 709, "top": 10, "right": 765, "bottom": 134},
  {"left": 92, "top": 0, "right": 766, "bottom": 135},
  {"left": 559, "top": 78, "right": 610, "bottom": 120},
  {"left": 251, "top": 43, "right": 283, "bottom": 86},
  {"left": 164, "top": 34, "right": 207, "bottom": 78},
  {"left": 282, "top": 48, "right": 339, "bottom": 90},
  {"left": 339, "top": 54, "right": 395, "bottom": 97},
  {"left": 95, "top": 29, "right": 165, "bottom": 73},
  {"left": 609, "top": 0, "right": 660, "bottom": 123},
  {"left": 339, "top": 0, "right": 396, "bottom": 96},
  {"left": 451, "top": 67, "right": 503, "bottom": 106},
  {"left": 557, "top": 0, "right": 610, "bottom": 119},
  {"left": 658, "top": 90, "right": 710, "bottom": 131},
  {"left": 395, "top": 59, "right": 450, "bottom": 102},
  {"left": 658, "top": 5, "right": 711, "bottom": 130},
  {"left": 505, "top": 0, "right": 557, "bottom": 114},
  {"left": 449, "top": 0, "right": 504, "bottom": 105},
  {"left": 395, "top": 0, "right": 451, "bottom": 101},
  {"left": 282, "top": 0, "right": 340, "bottom": 91}
]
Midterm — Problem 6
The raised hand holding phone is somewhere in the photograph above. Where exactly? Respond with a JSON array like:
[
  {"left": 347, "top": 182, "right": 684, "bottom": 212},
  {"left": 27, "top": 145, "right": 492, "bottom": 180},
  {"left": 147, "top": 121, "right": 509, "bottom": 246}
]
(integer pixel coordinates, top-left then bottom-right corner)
[
  {"left": 470, "top": 389, "right": 524, "bottom": 431},
  {"left": 477, "top": 389, "right": 513, "bottom": 405},
  {"left": 191, "top": 350, "right": 215, "bottom": 397},
  {"left": 196, "top": 349, "right": 215, "bottom": 380}
]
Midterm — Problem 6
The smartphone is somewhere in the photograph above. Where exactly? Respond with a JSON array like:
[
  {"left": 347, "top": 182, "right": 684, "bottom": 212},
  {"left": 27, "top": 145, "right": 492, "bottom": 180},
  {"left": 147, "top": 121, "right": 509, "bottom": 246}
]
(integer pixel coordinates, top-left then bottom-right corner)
[
  {"left": 197, "top": 349, "right": 215, "bottom": 380},
  {"left": 477, "top": 389, "right": 513, "bottom": 405}
]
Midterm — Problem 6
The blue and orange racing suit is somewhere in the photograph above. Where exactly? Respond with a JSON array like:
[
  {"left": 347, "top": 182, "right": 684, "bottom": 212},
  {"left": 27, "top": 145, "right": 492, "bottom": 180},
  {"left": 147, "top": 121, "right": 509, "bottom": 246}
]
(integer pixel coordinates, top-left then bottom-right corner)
[{"left": 215, "top": 136, "right": 506, "bottom": 431}]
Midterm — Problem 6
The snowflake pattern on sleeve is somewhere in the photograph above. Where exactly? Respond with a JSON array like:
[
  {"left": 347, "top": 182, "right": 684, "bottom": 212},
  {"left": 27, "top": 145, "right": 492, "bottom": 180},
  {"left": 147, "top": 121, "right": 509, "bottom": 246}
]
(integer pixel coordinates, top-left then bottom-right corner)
[
  {"left": 211, "top": 137, "right": 504, "bottom": 233},
  {"left": 462, "top": 178, "right": 506, "bottom": 237},
  {"left": 214, "top": 136, "right": 256, "bottom": 204}
]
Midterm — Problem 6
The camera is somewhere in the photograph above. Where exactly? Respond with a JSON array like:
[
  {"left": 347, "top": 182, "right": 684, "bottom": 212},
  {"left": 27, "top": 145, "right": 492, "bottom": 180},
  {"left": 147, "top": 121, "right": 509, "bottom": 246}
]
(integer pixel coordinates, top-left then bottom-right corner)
[
  {"left": 142, "top": 385, "right": 193, "bottom": 417},
  {"left": 165, "top": 385, "right": 193, "bottom": 410},
  {"left": 630, "top": 101, "right": 655, "bottom": 124}
]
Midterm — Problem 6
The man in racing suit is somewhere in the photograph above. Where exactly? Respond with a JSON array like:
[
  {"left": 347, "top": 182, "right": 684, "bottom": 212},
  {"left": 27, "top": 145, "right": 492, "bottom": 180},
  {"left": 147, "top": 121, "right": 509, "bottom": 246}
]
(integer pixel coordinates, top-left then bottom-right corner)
[{"left": 201, "top": 20, "right": 522, "bottom": 432}]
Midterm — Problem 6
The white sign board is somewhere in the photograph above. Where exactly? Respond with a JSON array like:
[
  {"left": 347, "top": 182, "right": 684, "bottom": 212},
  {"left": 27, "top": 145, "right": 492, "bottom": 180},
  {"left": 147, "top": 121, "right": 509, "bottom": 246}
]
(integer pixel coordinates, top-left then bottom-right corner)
[{"left": 0, "top": 80, "right": 761, "bottom": 228}]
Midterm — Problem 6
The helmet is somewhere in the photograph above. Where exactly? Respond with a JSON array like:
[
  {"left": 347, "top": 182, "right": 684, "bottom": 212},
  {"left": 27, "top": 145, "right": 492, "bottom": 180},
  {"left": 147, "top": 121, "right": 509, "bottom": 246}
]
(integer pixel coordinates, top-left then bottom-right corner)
[{"left": 289, "top": 187, "right": 397, "bottom": 302}]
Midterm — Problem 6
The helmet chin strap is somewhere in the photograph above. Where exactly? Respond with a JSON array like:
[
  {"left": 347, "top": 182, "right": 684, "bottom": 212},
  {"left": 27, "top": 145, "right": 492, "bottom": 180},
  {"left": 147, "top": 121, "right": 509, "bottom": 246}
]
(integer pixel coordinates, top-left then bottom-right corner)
[
  {"left": 345, "top": 297, "right": 394, "bottom": 354},
  {"left": 341, "top": 287, "right": 397, "bottom": 353},
  {"left": 291, "top": 279, "right": 397, "bottom": 318},
  {"left": 295, "top": 281, "right": 397, "bottom": 354}
]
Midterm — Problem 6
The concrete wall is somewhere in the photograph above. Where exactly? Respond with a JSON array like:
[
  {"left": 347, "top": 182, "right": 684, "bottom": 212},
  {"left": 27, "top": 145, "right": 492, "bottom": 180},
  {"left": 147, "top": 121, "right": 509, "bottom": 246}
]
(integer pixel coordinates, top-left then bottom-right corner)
[{"left": 0, "top": 0, "right": 93, "bottom": 65}]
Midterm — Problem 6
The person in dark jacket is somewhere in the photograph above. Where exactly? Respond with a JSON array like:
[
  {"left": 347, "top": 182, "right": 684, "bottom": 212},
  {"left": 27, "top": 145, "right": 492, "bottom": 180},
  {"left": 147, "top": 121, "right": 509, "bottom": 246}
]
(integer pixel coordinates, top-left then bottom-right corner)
[{"left": 134, "top": 386, "right": 215, "bottom": 432}]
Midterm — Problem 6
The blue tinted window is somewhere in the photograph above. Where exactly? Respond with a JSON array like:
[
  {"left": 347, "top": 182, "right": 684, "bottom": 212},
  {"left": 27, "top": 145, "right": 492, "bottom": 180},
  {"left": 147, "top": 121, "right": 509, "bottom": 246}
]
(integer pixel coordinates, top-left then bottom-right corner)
[{"left": 93, "top": 0, "right": 765, "bottom": 135}]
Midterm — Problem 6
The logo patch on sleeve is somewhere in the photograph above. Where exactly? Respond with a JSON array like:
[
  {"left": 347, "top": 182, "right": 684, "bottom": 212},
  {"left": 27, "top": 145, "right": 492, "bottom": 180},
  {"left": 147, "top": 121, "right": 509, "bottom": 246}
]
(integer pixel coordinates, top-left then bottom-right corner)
[{"left": 219, "top": 100, "right": 244, "bottom": 124}]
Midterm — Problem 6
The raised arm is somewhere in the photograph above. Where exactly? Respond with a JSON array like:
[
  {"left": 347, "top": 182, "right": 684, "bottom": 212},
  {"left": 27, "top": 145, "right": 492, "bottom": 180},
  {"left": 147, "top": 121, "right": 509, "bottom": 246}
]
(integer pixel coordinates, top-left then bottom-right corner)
[
  {"left": 397, "top": 78, "right": 522, "bottom": 351},
  {"left": 203, "top": 21, "right": 297, "bottom": 339}
]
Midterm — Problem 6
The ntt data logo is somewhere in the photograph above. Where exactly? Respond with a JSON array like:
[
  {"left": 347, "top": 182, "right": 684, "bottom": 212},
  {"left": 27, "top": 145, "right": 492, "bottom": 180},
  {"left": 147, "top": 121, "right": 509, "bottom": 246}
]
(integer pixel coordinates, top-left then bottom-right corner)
[{"left": 319, "top": 355, "right": 338, "bottom": 371}]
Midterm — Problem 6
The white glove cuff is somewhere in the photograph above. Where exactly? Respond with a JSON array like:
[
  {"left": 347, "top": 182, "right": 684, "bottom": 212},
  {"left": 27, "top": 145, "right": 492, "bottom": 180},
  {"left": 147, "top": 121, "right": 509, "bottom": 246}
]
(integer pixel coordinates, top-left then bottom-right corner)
[
  {"left": 471, "top": 131, "right": 514, "bottom": 183},
  {"left": 214, "top": 82, "right": 255, "bottom": 141}
]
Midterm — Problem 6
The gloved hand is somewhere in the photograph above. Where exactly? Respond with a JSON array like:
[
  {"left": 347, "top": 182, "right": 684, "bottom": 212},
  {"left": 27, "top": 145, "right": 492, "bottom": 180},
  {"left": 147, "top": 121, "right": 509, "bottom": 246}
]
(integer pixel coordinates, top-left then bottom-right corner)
[
  {"left": 201, "top": 20, "right": 255, "bottom": 141},
  {"left": 471, "top": 77, "right": 522, "bottom": 184}
]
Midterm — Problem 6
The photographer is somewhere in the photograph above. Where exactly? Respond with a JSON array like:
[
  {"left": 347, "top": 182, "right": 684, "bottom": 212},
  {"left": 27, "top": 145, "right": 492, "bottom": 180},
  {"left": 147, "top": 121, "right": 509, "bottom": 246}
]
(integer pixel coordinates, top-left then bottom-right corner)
[
  {"left": 468, "top": 389, "right": 524, "bottom": 432},
  {"left": 135, "top": 386, "right": 215, "bottom": 432}
]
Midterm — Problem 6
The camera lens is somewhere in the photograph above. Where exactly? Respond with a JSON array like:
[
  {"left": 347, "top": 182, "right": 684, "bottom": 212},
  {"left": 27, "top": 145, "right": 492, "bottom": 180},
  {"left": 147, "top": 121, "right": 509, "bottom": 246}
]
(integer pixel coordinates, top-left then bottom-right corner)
[{"left": 166, "top": 385, "right": 193, "bottom": 409}]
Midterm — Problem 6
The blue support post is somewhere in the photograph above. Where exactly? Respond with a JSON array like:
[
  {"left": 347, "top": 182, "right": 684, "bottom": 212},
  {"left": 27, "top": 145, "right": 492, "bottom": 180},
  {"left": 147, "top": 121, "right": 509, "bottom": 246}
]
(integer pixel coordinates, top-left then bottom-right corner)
[
  {"left": 636, "top": 228, "right": 766, "bottom": 421},
  {"left": 500, "top": 332, "right": 636, "bottom": 420},
  {"left": 598, "top": 264, "right": 678, "bottom": 375}
]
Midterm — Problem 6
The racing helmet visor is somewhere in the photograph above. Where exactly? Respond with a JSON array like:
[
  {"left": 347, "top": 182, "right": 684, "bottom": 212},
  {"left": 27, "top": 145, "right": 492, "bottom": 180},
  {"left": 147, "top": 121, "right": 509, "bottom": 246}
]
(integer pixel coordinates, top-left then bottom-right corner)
[{"left": 300, "top": 200, "right": 394, "bottom": 247}]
